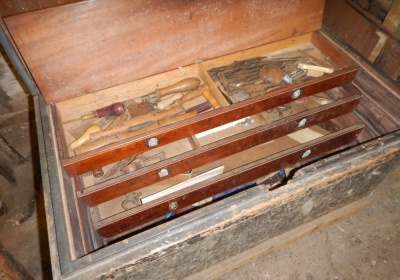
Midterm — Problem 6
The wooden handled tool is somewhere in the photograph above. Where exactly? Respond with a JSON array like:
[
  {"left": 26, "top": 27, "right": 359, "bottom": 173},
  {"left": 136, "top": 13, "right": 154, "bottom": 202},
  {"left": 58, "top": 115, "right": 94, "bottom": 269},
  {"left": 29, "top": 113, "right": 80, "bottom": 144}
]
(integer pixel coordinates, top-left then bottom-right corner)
[
  {"left": 65, "top": 103, "right": 125, "bottom": 123},
  {"left": 140, "top": 77, "right": 201, "bottom": 103},
  {"left": 75, "top": 102, "right": 211, "bottom": 155},
  {"left": 155, "top": 84, "right": 208, "bottom": 110},
  {"left": 69, "top": 125, "right": 101, "bottom": 150},
  {"left": 75, "top": 110, "right": 197, "bottom": 155},
  {"left": 155, "top": 84, "right": 221, "bottom": 110},
  {"left": 202, "top": 87, "right": 221, "bottom": 109},
  {"left": 89, "top": 105, "right": 185, "bottom": 141}
]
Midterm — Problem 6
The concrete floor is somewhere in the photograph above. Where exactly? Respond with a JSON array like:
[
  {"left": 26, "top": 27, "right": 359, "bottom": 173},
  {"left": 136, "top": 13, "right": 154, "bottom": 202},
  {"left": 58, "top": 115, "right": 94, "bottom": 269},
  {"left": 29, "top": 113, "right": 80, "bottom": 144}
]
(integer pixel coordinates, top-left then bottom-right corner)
[{"left": 0, "top": 163, "right": 398, "bottom": 279}]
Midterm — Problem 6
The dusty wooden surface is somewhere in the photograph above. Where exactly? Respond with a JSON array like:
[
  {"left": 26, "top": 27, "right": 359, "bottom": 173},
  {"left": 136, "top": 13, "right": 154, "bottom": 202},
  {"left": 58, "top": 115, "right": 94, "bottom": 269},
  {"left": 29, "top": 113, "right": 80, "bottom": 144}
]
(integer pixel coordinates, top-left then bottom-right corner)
[
  {"left": 84, "top": 133, "right": 399, "bottom": 280},
  {"left": 189, "top": 196, "right": 372, "bottom": 280}
]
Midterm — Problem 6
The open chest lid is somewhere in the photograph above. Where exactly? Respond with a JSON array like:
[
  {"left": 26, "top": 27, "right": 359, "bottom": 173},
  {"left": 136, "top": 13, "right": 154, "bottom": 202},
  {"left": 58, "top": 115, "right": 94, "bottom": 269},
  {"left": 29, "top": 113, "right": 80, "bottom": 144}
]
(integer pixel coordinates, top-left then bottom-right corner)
[{"left": 4, "top": 0, "right": 324, "bottom": 104}]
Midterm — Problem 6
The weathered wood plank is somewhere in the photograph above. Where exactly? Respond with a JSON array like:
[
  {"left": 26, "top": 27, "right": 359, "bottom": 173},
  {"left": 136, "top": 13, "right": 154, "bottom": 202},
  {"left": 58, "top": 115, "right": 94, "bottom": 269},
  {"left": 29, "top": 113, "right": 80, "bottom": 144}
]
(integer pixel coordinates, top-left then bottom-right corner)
[{"left": 188, "top": 196, "right": 371, "bottom": 280}]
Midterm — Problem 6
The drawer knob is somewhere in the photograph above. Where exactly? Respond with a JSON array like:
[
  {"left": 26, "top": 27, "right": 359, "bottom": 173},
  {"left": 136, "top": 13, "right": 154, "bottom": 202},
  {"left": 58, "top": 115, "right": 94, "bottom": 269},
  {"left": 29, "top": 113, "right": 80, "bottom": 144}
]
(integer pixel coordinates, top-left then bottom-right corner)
[
  {"left": 169, "top": 202, "right": 178, "bottom": 211},
  {"left": 298, "top": 118, "right": 307, "bottom": 128},
  {"left": 291, "top": 89, "right": 302, "bottom": 99},
  {"left": 301, "top": 149, "right": 312, "bottom": 158},
  {"left": 158, "top": 168, "right": 169, "bottom": 178},
  {"left": 147, "top": 137, "right": 159, "bottom": 147}
]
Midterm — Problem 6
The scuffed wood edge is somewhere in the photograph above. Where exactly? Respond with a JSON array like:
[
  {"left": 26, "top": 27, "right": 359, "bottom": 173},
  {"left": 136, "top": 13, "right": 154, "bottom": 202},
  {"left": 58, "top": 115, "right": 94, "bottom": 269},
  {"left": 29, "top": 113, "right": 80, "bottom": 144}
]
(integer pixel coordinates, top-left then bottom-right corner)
[{"left": 187, "top": 196, "right": 371, "bottom": 280}]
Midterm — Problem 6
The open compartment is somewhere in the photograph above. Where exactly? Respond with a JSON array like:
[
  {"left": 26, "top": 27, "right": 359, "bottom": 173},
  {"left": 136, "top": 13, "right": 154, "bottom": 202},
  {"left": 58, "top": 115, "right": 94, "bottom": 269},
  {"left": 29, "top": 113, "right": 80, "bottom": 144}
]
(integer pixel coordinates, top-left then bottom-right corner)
[
  {"left": 6, "top": 1, "right": 399, "bottom": 277},
  {"left": 58, "top": 31, "right": 359, "bottom": 178}
]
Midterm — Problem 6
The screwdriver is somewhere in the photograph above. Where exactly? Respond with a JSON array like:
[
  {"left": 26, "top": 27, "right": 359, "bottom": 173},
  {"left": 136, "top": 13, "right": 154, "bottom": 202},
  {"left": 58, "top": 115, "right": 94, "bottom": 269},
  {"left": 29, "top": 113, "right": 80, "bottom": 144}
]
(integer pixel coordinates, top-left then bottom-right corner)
[{"left": 64, "top": 102, "right": 125, "bottom": 123}]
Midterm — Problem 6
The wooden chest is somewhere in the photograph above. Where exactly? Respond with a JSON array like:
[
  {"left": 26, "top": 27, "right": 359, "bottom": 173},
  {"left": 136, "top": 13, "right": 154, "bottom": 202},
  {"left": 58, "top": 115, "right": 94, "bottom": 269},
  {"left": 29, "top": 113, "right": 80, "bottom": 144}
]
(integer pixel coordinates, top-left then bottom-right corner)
[{"left": 2, "top": 0, "right": 400, "bottom": 278}]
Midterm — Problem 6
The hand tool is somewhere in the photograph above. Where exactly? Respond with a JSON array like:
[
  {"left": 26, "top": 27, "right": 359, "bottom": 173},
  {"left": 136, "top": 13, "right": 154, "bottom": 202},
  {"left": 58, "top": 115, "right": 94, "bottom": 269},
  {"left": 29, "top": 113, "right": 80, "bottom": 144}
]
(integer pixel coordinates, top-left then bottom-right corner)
[
  {"left": 297, "top": 63, "right": 334, "bottom": 77},
  {"left": 121, "top": 192, "right": 142, "bottom": 210},
  {"left": 98, "top": 152, "right": 166, "bottom": 184},
  {"left": 154, "top": 84, "right": 208, "bottom": 110},
  {"left": 64, "top": 102, "right": 125, "bottom": 123},
  {"left": 259, "top": 64, "right": 286, "bottom": 83},
  {"left": 88, "top": 105, "right": 185, "bottom": 141},
  {"left": 74, "top": 102, "right": 211, "bottom": 155},
  {"left": 67, "top": 116, "right": 114, "bottom": 139},
  {"left": 92, "top": 167, "right": 105, "bottom": 178},
  {"left": 69, "top": 125, "right": 101, "bottom": 150},
  {"left": 156, "top": 84, "right": 220, "bottom": 110},
  {"left": 96, "top": 155, "right": 139, "bottom": 183},
  {"left": 140, "top": 77, "right": 201, "bottom": 103},
  {"left": 282, "top": 68, "right": 307, "bottom": 83}
]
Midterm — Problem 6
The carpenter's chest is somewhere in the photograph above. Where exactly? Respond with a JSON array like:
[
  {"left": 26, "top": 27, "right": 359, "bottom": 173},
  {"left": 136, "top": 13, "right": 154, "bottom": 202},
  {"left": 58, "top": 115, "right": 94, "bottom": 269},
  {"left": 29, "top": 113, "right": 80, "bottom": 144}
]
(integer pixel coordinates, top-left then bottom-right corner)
[{"left": 3, "top": 0, "right": 400, "bottom": 279}]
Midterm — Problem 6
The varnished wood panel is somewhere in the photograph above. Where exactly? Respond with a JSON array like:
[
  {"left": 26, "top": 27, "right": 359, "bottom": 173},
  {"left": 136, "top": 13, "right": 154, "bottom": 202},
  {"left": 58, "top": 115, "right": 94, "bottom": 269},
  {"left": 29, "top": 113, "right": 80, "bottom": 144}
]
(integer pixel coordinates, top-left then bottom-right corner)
[
  {"left": 95, "top": 124, "right": 364, "bottom": 238},
  {"left": 79, "top": 94, "right": 361, "bottom": 207},
  {"left": 62, "top": 68, "right": 359, "bottom": 176},
  {"left": 4, "top": 0, "right": 324, "bottom": 103}
]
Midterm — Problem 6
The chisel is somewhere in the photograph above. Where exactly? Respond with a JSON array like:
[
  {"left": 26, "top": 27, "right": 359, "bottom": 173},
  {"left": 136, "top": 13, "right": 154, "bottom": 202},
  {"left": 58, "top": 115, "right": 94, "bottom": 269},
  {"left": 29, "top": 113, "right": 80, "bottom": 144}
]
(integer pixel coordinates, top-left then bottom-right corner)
[{"left": 140, "top": 77, "right": 201, "bottom": 103}]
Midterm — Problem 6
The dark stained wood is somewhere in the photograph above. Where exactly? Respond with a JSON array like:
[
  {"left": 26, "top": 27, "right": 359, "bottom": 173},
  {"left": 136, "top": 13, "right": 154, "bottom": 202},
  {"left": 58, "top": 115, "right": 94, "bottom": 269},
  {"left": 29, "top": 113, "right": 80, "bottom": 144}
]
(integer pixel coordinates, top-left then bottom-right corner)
[
  {"left": 62, "top": 67, "right": 359, "bottom": 176},
  {"left": 323, "top": 0, "right": 380, "bottom": 58},
  {"left": 95, "top": 124, "right": 364, "bottom": 238},
  {"left": 374, "top": 39, "right": 400, "bottom": 81},
  {"left": 4, "top": 0, "right": 324, "bottom": 103},
  {"left": 323, "top": 0, "right": 400, "bottom": 85},
  {"left": 311, "top": 31, "right": 354, "bottom": 68},
  {"left": 79, "top": 94, "right": 362, "bottom": 207}
]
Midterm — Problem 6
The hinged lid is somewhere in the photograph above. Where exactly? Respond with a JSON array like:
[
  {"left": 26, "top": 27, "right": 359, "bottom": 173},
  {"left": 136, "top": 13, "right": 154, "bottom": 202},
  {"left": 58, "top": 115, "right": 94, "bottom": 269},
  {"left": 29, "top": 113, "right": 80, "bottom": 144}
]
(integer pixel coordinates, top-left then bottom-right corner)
[{"left": 4, "top": 0, "right": 324, "bottom": 103}]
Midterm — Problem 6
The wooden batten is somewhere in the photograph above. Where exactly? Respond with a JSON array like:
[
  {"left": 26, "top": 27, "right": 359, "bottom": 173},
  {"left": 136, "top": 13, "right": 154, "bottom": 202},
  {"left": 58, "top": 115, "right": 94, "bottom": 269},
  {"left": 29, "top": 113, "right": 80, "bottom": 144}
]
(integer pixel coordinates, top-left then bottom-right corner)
[{"left": 4, "top": 0, "right": 324, "bottom": 103}]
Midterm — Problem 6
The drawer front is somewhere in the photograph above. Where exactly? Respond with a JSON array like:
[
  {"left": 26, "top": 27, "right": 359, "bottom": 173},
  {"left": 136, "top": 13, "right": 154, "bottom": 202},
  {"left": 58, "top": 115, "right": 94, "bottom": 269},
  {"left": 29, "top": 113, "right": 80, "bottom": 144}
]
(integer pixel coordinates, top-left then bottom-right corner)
[
  {"left": 95, "top": 124, "right": 364, "bottom": 238},
  {"left": 63, "top": 67, "right": 359, "bottom": 176},
  {"left": 79, "top": 94, "right": 362, "bottom": 207}
]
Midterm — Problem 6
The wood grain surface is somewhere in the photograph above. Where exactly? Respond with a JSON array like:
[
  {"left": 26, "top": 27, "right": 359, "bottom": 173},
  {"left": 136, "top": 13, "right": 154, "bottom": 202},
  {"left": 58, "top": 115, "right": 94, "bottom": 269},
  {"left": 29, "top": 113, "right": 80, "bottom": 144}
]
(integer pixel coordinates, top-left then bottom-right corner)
[
  {"left": 79, "top": 94, "right": 361, "bottom": 207},
  {"left": 4, "top": 0, "right": 324, "bottom": 103},
  {"left": 95, "top": 124, "right": 364, "bottom": 238},
  {"left": 62, "top": 68, "right": 359, "bottom": 176}
]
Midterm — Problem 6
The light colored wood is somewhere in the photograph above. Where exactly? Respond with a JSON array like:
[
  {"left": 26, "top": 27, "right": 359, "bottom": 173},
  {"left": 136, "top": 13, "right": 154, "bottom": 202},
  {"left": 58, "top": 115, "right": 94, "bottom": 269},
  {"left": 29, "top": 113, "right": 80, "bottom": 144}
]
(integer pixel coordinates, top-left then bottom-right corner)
[{"left": 187, "top": 196, "right": 371, "bottom": 280}]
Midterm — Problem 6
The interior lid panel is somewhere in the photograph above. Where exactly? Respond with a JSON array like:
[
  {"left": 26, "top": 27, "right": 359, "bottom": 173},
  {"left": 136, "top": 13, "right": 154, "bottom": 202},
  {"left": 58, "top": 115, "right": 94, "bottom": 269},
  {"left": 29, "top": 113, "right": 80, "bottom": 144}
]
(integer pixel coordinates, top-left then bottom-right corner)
[{"left": 4, "top": 0, "right": 324, "bottom": 103}]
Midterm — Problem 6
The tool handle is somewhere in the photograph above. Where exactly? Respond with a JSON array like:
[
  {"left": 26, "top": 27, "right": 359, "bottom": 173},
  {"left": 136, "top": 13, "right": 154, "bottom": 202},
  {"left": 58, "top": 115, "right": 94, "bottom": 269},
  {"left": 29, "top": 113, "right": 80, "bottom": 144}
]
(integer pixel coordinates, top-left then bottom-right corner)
[
  {"left": 156, "top": 77, "right": 201, "bottom": 98},
  {"left": 75, "top": 135, "right": 118, "bottom": 155},
  {"left": 155, "top": 93, "right": 184, "bottom": 110},
  {"left": 121, "top": 111, "right": 197, "bottom": 139},
  {"left": 172, "top": 84, "right": 208, "bottom": 107},
  {"left": 92, "top": 168, "right": 105, "bottom": 178},
  {"left": 81, "top": 102, "right": 125, "bottom": 120},
  {"left": 69, "top": 125, "right": 102, "bottom": 150},
  {"left": 202, "top": 88, "right": 221, "bottom": 109},
  {"left": 89, "top": 106, "right": 185, "bottom": 140}
]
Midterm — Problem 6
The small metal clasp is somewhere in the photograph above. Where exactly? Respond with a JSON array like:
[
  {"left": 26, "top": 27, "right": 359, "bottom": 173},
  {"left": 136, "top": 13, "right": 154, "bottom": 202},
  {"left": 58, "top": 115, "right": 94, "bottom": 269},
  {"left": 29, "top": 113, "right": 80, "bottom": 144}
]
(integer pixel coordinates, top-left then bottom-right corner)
[
  {"left": 301, "top": 149, "right": 312, "bottom": 158},
  {"left": 147, "top": 137, "right": 159, "bottom": 147},
  {"left": 298, "top": 118, "right": 307, "bottom": 128},
  {"left": 169, "top": 202, "right": 178, "bottom": 211},
  {"left": 158, "top": 168, "right": 169, "bottom": 178},
  {"left": 291, "top": 89, "right": 302, "bottom": 99}
]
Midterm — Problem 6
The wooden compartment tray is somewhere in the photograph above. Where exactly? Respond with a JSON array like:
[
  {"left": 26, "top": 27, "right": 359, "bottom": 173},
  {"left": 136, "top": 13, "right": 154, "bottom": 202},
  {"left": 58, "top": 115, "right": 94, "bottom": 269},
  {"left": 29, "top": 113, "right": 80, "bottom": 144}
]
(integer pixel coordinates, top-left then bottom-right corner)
[{"left": 4, "top": 1, "right": 398, "bottom": 278}]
